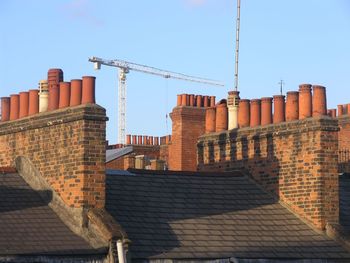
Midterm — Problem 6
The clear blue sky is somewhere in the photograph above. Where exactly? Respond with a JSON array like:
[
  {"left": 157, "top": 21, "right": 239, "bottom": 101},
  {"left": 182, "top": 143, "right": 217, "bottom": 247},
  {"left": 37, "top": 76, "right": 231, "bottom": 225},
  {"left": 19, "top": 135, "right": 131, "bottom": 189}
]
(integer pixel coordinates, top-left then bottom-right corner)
[{"left": 1, "top": 0, "right": 349, "bottom": 144}]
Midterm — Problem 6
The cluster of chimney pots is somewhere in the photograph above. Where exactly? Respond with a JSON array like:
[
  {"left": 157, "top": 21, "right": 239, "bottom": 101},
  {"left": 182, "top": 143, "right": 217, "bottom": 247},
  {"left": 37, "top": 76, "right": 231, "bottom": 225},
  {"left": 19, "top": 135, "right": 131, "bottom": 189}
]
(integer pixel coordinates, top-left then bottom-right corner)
[
  {"left": 0, "top": 69, "right": 96, "bottom": 122},
  {"left": 174, "top": 85, "right": 348, "bottom": 134},
  {"left": 125, "top": 134, "right": 171, "bottom": 146}
]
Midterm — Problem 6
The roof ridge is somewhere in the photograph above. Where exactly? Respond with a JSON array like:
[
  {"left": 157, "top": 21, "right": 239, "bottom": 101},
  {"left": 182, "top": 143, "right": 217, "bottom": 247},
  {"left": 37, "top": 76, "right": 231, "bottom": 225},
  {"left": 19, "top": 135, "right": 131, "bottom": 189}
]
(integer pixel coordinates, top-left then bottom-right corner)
[{"left": 125, "top": 168, "right": 245, "bottom": 177}]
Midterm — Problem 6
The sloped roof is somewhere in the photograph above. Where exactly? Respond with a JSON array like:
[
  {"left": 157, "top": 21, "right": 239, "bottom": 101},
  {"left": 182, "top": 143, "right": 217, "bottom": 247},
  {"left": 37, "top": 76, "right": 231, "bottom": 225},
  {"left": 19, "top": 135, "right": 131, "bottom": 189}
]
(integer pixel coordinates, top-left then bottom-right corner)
[
  {"left": 340, "top": 173, "right": 350, "bottom": 233},
  {"left": 105, "top": 170, "right": 350, "bottom": 261},
  {"left": 0, "top": 172, "right": 102, "bottom": 257},
  {"left": 106, "top": 146, "right": 133, "bottom": 163}
]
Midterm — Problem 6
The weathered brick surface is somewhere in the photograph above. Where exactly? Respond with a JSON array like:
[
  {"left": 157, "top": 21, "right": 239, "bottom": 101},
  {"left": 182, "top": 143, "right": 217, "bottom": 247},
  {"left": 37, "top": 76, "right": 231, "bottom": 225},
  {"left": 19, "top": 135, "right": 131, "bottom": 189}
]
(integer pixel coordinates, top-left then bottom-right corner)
[
  {"left": 0, "top": 104, "right": 107, "bottom": 208},
  {"left": 338, "top": 115, "right": 350, "bottom": 173},
  {"left": 169, "top": 106, "right": 206, "bottom": 171},
  {"left": 198, "top": 117, "right": 339, "bottom": 230}
]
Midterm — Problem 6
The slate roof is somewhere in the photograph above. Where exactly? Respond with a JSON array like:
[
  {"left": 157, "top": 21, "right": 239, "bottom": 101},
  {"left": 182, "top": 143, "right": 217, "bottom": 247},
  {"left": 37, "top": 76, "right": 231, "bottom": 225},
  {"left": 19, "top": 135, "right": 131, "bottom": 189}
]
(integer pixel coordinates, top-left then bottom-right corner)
[
  {"left": 105, "top": 170, "right": 350, "bottom": 261},
  {"left": 0, "top": 172, "right": 102, "bottom": 257}
]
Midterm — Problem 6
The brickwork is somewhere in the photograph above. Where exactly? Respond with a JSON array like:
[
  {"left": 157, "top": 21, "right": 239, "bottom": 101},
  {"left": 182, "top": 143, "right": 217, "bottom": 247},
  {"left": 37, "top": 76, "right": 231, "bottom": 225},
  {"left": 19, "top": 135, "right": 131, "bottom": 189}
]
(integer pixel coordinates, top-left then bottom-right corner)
[
  {"left": 0, "top": 104, "right": 107, "bottom": 208},
  {"left": 169, "top": 106, "right": 206, "bottom": 171},
  {"left": 338, "top": 115, "right": 350, "bottom": 173},
  {"left": 198, "top": 117, "right": 339, "bottom": 230}
]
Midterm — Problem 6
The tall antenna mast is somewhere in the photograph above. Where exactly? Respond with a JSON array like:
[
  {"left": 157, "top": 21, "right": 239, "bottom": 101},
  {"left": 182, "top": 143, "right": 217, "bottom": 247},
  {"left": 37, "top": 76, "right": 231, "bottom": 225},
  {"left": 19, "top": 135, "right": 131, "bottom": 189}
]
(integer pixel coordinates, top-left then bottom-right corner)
[
  {"left": 228, "top": 0, "right": 241, "bottom": 130},
  {"left": 234, "top": 0, "right": 241, "bottom": 91}
]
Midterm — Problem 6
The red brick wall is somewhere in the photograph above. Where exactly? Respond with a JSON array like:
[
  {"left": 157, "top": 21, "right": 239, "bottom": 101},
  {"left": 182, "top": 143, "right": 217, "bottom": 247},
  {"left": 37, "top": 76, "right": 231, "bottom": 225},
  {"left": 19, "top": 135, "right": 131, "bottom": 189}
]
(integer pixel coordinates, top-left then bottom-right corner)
[
  {"left": 106, "top": 158, "right": 125, "bottom": 170},
  {"left": 198, "top": 117, "right": 339, "bottom": 230},
  {"left": 169, "top": 106, "right": 206, "bottom": 171},
  {"left": 338, "top": 115, "right": 350, "bottom": 173},
  {"left": 0, "top": 104, "right": 107, "bottom": 208}
]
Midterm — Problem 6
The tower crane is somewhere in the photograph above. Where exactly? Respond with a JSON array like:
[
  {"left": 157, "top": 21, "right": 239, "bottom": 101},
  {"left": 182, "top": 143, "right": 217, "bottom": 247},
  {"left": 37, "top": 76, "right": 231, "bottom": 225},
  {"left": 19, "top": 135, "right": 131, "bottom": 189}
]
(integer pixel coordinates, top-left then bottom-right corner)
[{"left": 88, "top": 56, "right": 225, "bottom": 144}]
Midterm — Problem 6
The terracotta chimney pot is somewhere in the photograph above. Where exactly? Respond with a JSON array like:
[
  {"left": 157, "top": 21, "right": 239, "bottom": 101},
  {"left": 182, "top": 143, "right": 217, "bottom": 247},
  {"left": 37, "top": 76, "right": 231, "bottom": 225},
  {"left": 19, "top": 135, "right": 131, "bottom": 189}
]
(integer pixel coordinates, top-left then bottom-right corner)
[
  {"left": 166, "top": 135, "right": 171, "bottom": 144},
  {"left": 28, "top": 89, "right": 39, "bottom": 115},
  {"left": 181, "top": 94, "right": 188, "bottom": 106},
  {"left": 82, "top": 76, "right": 96, "bottom": 104},
  {"left": 312, "top": 85, "right": 327, "bottom": 117},
  {"left": 59, "top": 82, "right": 71, "bottom": 109},
  {"left": 9, "top": 94, "right": 20, "bottom": 121},
  {"left": 48, "top": 68, "right": 64, "bottom": 87},
  {"left": 250, "top": 99, "right": 261, "bottom": 127},
  {"left": 215, "top": 100, "right": 228, "bottom": 132},
  {"left": 347, "top": 104, "right": 350, "bottom": 115},
  {"left": 210, "top": 96, "right": 216, "bottom": 107},
  {"left": 205, "top": 107, "right": 216, "bottom": 133},
  {"left": 189, "top": 94, "right": 195, "bottom": 107},
  {"left": 177, "top": 95, "right": 182, "bottom": 106},
  {"left": 338, "top": 105, "right": 344, "bottom": 116},
  {"left": 261, "top": 97, "right": 273, "bottom": 126},
  {"left": 138, "top": 135, "right": 143, "bottom": 145},
  {"left": 330, "top": 109, "right": 337, "bottom": 118},
  {"left": 203, "top": 96, "right": 209, "bottom": 108},
  {"left": 1, "top": 97, "right": 10, "bottom": 121},
  {"left": 132, "top": 135, "right": 137, "bottom": 144},
  {"left": 238, "top": 99, "right": 250, "bottom": 128},
  {"left": 149, "top": 136, "right": 154, "bottom": 145},
  {"left": 286, "top": 91, "right": 299, "bottom": 121},
  {"left": 143, "top": 135, "right": 148, "bottom": 145},
  {"left": 19, "top": 92, "right": 29, "bottom": 118},
  {"left": 196, "top": 95, "right": 202, "bottom": 107},
  {"left": 48, "top": 86, "right": 59, "bottom": 111},
  {"left": 298, "top": 84, "right": 312, "bottom": 119},
  {"left": 70, "top": 79, "right": 82, "bottom": 106},
  {"left": 273, "top": 95, "right": 285, "bottom": 123},
  {"left": 154, "top": 137, "right": 159, "bottom": 145},
  {"left": 126, "top": 135, "right": 131, "bottom": 145}
]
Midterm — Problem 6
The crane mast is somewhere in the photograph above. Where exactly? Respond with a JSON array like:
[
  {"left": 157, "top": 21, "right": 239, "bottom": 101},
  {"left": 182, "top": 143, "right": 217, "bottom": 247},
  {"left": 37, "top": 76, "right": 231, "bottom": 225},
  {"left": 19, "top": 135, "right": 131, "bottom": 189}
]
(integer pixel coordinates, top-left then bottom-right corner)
[{"left": 89, "top": 56, "right": 224, "bottom": 144}]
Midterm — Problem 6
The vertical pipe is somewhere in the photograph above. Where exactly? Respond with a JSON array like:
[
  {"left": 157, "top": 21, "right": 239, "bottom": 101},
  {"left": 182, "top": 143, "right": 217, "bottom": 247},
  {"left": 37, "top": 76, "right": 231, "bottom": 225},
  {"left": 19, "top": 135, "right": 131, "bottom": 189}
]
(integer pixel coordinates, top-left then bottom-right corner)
[
  {"left": 1, "top": 97, "right": 10, "bottom": 121},
  {"left": 28, "top": 89, "right": 39, "bottom": 116},
  {"left": 205, "top": 107, "right": 216, "bottom": 133},
  {"left": 70, "top": 79, "right": 83, "bottom": 106},
  {"left": 196, "top": 95, "right": 202, "bottom": 107},
  {"left": 238, "top": 99, "right": 250, "bottom": 128},
  {"left": 312, "top": 85, "right": 327, "bottom": 117},
  {"left": 261, "top": 97, "right": 273, "bottom": 125},
  {"left": 82, "top": 76, "right": 96, "bottom": 104},
  {"left": 215, "top": 100, "right": 228, "bottom": 132},
  {"left": 126, "top": 135, "right": 131, "bottom": 145},
  {"left": 250, "top": 99, "right": 261, "bottom": 127},
  {"left": 273, "top": 95, "right": 285, "bottom": 123},
  {"left": 285, "top": 91, "right": 299, "bottom": 121},
  {"left": 19, "top": 92, "right": 29, "bottom": 118},
  {"left": 298, "top": 84, "right": 312, "bottom": 119},
  {"left": 9, "top": 94, "right": 20, "bottom": 121},
  {"left": 59, "top": 82, "right": 71, "bottom": 109},
  {"left": 177, "top": 95, "right": 182, "bottom": 106}
]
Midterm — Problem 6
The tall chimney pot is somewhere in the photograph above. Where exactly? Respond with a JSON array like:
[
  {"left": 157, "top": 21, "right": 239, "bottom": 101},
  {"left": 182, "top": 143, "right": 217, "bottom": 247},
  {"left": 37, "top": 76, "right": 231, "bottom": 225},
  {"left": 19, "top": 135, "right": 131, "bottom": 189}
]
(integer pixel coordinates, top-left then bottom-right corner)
[
  {"left": 205, "top": 107, "right": 216, "bottom": 133},
  {"left": 9, "top": 94, "right": 20, "bottom": 121},
  {"left": 82, "top": 76, "right": 96, "bottom": 104},
  {"left": 273, "top": 95, "right": 285, "bottom": 124},
  {"left": 286, "top": 91, "right": 299, "bottom": 121},
  {"left": 312, "top": 85, "right": 327, "bottom": 117},
  {"left": 261, "top": 97, "right": 273, "bottom": 125},
  {"left": 215, "top": 100, "right": 228, "bottom": 132},
  {"left": 0, "top": 97, "right": 10, "bottom": 121},
  {"left": 28, "top": 89, "right": 39, "bottom": 115},
  {"left": 238, "top": 99, "right": 250, "bottom": 128},
  {"left": 19, "top": 92, "right": 29, "bottom": 118},
  {"left": 298, "top": 84, "right": 312, "bottom": 119},
  {"left": 250, "top": 99, "right": 261, "bottom": 127}
]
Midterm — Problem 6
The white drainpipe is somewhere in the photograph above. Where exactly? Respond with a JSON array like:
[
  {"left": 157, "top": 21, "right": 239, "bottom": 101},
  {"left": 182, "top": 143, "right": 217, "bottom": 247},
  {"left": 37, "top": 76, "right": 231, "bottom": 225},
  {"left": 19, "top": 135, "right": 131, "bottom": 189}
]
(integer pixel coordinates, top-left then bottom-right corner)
[{"left": 117, "top": 239, "right": 126, "bottom": 263}]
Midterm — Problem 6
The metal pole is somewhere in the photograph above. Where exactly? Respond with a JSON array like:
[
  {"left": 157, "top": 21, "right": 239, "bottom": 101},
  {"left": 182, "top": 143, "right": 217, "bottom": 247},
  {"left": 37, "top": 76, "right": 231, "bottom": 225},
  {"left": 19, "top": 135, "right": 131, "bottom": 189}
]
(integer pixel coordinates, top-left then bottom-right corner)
[{"left": 234, "top": 0, "right": 241, "bottom": 91}]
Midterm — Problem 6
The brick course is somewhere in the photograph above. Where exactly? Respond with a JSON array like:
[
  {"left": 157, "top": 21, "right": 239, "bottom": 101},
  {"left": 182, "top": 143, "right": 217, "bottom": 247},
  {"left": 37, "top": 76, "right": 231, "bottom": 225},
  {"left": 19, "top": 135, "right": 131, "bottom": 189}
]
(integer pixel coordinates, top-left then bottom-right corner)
[
  {"left": 198, "top": 117, "right": 339, "bottom": 230},
  {"left": 0, "top": 104, "right": 107, "bottom": 208},
  {"left": 169, "top": 106, "right": 206, "bottom": 171},
  {"left": 338, "top": 115, "right": 350, "bottom": 173}
]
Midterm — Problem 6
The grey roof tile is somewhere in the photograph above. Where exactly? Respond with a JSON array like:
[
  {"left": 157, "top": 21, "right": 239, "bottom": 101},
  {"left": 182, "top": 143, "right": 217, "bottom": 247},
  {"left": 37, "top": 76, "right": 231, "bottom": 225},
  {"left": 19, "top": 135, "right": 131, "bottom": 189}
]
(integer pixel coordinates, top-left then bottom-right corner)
[
  {"left": 105, "top": 170, "right": 350, "bottom": 260},
  {"left": 0, "top": 173, "right": 101, "bottom": 256}
]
